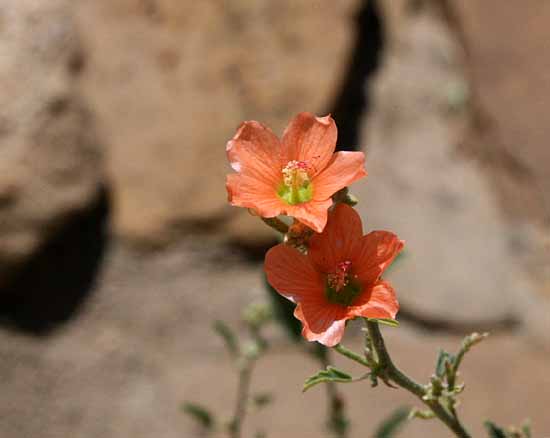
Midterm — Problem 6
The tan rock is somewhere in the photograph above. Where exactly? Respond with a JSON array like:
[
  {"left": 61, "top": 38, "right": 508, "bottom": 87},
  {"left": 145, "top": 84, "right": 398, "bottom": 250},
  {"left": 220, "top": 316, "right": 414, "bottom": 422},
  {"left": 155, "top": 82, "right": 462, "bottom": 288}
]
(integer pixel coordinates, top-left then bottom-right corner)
[
  {"left": 0, "top": 0, "right": 103, "bottom": 287},
  {"left": 75, "top": 0, "right": 360, "bottom": 245},
  {"left": 356, "top": 1, "right": 532, "bottom": 325},
  {"left": 448, "top": 0, "right": 550, "bottom": 223}
]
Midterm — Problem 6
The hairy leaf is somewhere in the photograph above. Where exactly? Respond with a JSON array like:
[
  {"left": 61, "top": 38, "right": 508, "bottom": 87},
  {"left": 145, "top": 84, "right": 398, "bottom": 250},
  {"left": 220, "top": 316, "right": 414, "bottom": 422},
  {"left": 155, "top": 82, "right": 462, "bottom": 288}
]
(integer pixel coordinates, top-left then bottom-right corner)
[{"left": 303, "top": 366, "right": 353, "bottom": 392}]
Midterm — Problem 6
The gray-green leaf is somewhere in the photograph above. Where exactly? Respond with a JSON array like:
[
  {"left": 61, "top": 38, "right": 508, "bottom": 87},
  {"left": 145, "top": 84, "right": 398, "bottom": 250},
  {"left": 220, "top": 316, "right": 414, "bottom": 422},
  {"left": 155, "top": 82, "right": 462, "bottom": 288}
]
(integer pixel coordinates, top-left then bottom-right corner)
[
  {"left": 303, "top": 366, "right": 353, "bottom": 392},
  {"left": 181, "top": 402, "right": 214, "bottom": 429}
]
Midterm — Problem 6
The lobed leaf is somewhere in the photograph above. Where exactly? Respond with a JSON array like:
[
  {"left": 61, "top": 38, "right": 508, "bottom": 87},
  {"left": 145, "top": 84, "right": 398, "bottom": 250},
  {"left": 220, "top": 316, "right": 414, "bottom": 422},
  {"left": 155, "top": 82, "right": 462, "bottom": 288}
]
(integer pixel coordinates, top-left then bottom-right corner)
[{"left": 303, "top": 366, "right": 353, "bottom": 392}]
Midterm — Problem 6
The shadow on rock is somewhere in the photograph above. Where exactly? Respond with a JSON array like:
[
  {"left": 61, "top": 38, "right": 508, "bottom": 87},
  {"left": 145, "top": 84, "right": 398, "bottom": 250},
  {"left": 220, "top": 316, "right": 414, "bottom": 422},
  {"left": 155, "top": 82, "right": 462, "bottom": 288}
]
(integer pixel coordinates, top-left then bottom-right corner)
[
  {"left": 328, "top": 0, "right": 385, "bottom": 152},
  {"left": 0, "top": 186, "right": 111, "bottom": 335}
]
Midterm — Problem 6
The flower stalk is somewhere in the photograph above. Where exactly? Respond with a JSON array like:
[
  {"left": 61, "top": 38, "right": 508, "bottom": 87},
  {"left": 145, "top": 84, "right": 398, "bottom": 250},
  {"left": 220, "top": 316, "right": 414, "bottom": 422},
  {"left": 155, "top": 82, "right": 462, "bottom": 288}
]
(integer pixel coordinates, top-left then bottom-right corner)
[
  {"left": 260, "top": 216, "right": 289, "bottom": 234},
  {"left": 229, "top": 357, "right": 254, "bottom": 438},
  {"left": 334, "top": 320, "right": 472, "bottom": 438}
]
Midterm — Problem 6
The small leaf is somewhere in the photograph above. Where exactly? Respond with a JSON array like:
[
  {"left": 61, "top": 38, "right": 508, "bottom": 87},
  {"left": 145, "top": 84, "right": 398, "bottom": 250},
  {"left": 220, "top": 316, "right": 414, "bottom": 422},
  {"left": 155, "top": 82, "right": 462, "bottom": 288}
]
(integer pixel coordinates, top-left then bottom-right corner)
[
  {"left": 408, "top": 408, "right": 436, "bottom": 421},
  {"left": 435, "top": 349, "right": 454, "bottom": 378},
  {"left": 484, "top": 421, "right": 507, "bottom": 438},
  {"left": 374, "top": 406, "right": 410, "bottom": 438},
  {"left": 212, "top": 320, "right": 239, "bottom": 357},
  {"left": 366, "top": 317, "right": 400, "bottom": 328},
  {"left": 303, "top": 366, "right": 353, "bottom": 392},
  {"left": 252, "top": 392, "right": 273, "bottom": 408},
  {"left": 181, "top": 402, "right": 214, "bottom": 429}
]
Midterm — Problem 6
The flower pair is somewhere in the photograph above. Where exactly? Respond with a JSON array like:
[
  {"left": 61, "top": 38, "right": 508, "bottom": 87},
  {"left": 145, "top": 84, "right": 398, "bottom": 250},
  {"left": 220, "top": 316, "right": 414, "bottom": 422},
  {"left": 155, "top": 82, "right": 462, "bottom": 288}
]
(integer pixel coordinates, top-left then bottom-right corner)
[{"left": 226, "top": 113, "right": 403, "bottom": 346}]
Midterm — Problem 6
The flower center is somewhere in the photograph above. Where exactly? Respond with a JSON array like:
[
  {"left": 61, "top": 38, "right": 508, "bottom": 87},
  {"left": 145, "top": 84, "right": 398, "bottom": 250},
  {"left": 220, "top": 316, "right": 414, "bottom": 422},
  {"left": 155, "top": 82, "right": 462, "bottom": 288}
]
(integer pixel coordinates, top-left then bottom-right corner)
[
  {"left": 277, "top": 160, "right": 313, "bottom": 205},
  {"left": 326, "top": 260, "right": 362, "bottom": 306}
]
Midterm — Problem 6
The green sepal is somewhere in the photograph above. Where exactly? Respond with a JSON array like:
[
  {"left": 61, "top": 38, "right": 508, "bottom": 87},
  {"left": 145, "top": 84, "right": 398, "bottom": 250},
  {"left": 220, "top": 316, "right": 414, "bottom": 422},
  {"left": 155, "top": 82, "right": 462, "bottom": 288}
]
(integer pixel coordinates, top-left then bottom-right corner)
[{"left": 303, "top": 366, "right": 353, "bottom": 392}]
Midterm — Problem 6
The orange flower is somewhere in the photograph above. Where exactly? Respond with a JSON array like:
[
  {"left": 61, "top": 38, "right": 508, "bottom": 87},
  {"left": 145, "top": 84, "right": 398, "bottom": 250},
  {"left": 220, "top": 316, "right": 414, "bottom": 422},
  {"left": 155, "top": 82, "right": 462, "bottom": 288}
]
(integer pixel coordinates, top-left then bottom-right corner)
[
  {"left": 226, "top": 112, "right": 367, "bottom": 232},
  {"left": 265, "top": 204, "right": 403, "bottom": 347}
]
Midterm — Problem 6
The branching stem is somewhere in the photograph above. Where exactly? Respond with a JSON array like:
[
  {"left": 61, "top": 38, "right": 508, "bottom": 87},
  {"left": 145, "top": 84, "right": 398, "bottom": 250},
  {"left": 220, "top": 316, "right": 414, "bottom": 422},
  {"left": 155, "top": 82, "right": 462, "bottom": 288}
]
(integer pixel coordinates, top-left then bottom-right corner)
[{"left": 333, "top": 321, "right": 471, "bottom": 438}]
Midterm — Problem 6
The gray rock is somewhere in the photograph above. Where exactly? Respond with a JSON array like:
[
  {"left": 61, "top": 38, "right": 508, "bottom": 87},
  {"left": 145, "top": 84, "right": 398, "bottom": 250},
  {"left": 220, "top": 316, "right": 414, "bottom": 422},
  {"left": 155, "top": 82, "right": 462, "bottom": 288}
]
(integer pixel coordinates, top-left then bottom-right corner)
[
  {"left": 0, "top": 0, "right": 103, "bottom": 287},
  {"left": 75, "top": 0, "right": 361, "bottom": 245},
  {"left": 355, "top": 2, "right": 532, "bottom": 326}
]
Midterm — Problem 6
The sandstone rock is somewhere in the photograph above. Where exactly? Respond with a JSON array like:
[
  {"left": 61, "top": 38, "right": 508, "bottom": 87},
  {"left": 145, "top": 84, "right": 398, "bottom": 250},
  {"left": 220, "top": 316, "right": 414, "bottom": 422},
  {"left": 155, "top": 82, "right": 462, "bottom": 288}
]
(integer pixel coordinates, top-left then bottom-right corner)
[
  {"left": 355, "top": 1, "right": 531, "bottom": 326},
  {"left": 446, "top": 0, "right": 550, "bottom": 344},
  {"left": 0, "top": 0, "right": 103, "bottom": 287},
  {"left": 75, "top": 0, "right": 360, "bottom": 245},
  {"left": 448, "top": 1, "right": 550, "bottom": 223}
]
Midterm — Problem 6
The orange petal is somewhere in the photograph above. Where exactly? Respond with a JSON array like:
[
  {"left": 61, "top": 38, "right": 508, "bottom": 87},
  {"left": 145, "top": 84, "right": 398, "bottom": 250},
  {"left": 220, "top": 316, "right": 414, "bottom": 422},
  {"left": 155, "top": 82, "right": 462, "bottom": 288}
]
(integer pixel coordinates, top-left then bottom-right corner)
[
  {"left": 294, "top": 303, "right": 347, "bottom": 347},
  {"left": 352, "top": 231, "right": 404, "bottom": 286},
  {"left": 309, "top": 204, "right": 363, "bottom": 271},
  {"left": 312, "top": 151, "right": 367, "bottom": 200},
  {"left": 349, "top": 280, "right": 399, "bottom": 320},
  {"left": 226, "top": 173, "right": 284, "bottom": 217},
  {"left": 226, "top": 121, "right": 282, "bottom": 186},
  {"left": 284, "top": 198, "right": 333, "bottom": 233},
  {"left": 265, "top": 244, "right": 324, "bottom": 303},
  {"left": 281, "top": 113, "right": 337, "bottom": 177}
]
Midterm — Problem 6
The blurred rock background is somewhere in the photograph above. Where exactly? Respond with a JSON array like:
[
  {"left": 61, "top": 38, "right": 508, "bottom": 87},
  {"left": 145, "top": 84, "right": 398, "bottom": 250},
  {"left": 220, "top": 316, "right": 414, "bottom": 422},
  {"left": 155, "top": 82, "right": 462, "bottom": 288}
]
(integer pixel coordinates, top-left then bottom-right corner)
[{"left": 1, "top": 1, "right": 549, "bottom": 437}]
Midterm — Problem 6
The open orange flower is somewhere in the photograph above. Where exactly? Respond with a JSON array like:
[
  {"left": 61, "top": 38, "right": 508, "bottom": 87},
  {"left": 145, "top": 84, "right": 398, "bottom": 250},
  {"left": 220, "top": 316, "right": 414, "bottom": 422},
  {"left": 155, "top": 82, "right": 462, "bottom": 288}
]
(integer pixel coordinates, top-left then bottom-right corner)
[
  {"left": 265, "top": 204, "right": 403, "bottom": 347},
  {"left": 226, "top": 112, "right": 367, "bottom": 232}
]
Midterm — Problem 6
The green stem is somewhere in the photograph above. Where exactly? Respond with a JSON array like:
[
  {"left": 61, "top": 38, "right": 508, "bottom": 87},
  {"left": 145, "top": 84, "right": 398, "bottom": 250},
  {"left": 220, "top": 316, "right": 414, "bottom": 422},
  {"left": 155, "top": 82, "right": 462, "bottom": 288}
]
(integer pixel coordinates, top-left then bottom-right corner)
[
  {"left": 364, "top": 321, "right": 471, "bottom": 438},
  {"left": 333, "top": 344, "right": 370, "bottom": 368},
  {"left": 229, "top": 359, "right": 254, "bottom": 438},
  {"left": 261, "top": 217, "right": 289, "bottom": 234},
  {"left": 319, "top": 349, "right": 349, "bottom": 437}
]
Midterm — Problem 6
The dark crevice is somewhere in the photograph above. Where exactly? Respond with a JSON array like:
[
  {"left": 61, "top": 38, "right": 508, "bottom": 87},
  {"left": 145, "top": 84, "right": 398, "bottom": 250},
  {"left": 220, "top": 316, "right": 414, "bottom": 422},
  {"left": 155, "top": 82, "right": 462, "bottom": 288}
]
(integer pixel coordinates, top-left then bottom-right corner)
[
  {"left": 0, "top": 185, "right": 111, "bottom": 335},
  {"left": 327, "top": 0, "right": 385, "bottom": 152}
]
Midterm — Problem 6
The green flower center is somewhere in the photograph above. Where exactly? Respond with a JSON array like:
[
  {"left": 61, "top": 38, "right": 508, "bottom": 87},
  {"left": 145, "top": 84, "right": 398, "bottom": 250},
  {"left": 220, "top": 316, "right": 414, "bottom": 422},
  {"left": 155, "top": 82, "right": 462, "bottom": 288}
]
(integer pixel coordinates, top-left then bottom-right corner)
[
  {"left": 277, "top": 160, "right": 313, "bottom": 205},
  {"left": 325, "top": 261, "right": 362, "bottom": 306}
]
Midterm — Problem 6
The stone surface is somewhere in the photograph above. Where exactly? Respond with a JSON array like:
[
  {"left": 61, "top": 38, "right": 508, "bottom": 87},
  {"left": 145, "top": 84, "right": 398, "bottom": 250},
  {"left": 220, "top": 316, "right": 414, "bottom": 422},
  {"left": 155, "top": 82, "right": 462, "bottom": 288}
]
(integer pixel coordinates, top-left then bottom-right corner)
[
  {"left": 1, "top": 240, "right": 549, "bottom": 438},
  {"left": 75, "top": 0, "right": 360, "bottom": 245},
  {"left": 447, "top": 0, "right": 550, "bottom": 224},
  {"left": 446, "top": 0, "right": 550, "bottom": 342},
  {"left": 355, "top": 1, "right": 532, "bottom": 326},
  {"left": 0, "top": 0, "right": 103, "bottom": 287}
]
